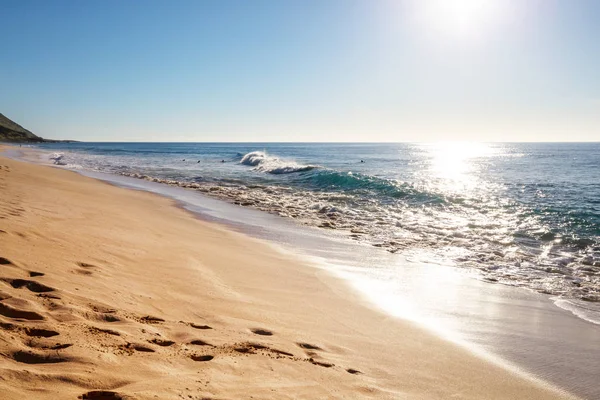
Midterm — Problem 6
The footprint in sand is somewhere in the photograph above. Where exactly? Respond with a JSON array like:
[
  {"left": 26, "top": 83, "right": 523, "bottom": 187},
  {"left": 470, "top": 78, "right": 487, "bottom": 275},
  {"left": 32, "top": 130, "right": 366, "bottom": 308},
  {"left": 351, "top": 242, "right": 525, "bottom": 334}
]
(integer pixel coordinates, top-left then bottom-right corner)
[
  {"left": 89, "top": 303, "right": 117, "bottom": 314},
  {"left": 149, "top": 338, "right": 175, "bottom": 347},
  {"left": 12, "top": 350, "right": 69, "bottom": 364},
  {"left": 0, "top": 302, "right": 44, "bottom": 320},
  {"left": 79, "top": 391, "right": 127, "bottom": 400},
  {"left": 270, "top": 348, "right": 294, "bottom": 357},
  {"left": 80, "top": 309, "right": 121, "bottom": 323},
  {"left": 99, "top": 314, "right": 120, "bottom": 322},
  {"left": 1, "top": 278, "right": 55, "bottom": 293},
  {"left": 88, "top": 326, "right": 121, "bottom": 336},
  {"left": 297, "top": 342, "right": 322, "bottom": 351},
  {"left": 25, "top": 340, "right": 73, "bottom": 350},
  {"left": 188, "top": 322, "right": 212, "bottom": 329},
  {"left": 310, "top": 359, "right": 335, "bottom": 368},
  {"left": 250, "top": 328, "right": 273, "bottom": 336},
  {"left": 0, "top": 321, "right": 15, "bottom": 330},
  {"left": 234, "top": 346, "right": 255, "bottom": 354},
  {"left": 25, "top": 328, "right": 59, "bottom": 337},
  {"left": 77, "top": 262, "right": 98, "bottom": 269},
  {"left": 233, "top": 342, "right": 266, "bottom": 354},
  {"left": 37, "top": 293, "right": 61, "bottom": 300},
  {"left": 74, "top": 269, "right": 93, "bottom": 276},
  {"left": 190, "top": 354, "right": 214, "bottom": 362},
  {"left": 233, "top": 342, "right": 294, "bottom": 357},
  {"left": 123, "top": 342, "right": 155, "bottom": 353},
  {"left": 47, "top": 343, "right": 72, "bottom": 350},
  {"left": 74, "top": 262, "right": 99, "bottom": 276},
  {"left": 139, "top": 315, "right": 165, "bottom": 324},
  {"left": 189, "top": 339, "right": 212, "bottom": 346}
]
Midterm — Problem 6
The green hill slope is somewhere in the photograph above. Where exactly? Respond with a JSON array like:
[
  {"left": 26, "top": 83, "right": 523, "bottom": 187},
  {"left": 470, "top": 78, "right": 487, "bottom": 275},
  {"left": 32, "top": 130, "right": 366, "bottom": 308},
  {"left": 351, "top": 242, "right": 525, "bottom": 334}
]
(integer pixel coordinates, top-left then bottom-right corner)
[{"left": 0, "top": 113, "right": 44, "bottom": 142}]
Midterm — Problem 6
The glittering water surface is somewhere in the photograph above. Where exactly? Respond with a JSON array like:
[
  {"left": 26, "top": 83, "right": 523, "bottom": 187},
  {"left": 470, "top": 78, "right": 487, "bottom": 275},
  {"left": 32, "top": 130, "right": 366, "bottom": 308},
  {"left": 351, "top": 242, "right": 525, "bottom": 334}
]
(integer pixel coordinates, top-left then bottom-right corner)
[{"left": 36, "top": 142, "right": 600, "bottom": 304}]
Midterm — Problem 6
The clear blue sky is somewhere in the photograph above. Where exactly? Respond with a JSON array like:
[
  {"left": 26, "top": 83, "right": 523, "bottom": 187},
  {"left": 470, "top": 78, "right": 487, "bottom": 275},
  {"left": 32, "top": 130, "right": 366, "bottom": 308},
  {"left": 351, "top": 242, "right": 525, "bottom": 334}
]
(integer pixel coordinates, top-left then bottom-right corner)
[{"left": 1, "top": 0, "right": 599, "bottom": 142}]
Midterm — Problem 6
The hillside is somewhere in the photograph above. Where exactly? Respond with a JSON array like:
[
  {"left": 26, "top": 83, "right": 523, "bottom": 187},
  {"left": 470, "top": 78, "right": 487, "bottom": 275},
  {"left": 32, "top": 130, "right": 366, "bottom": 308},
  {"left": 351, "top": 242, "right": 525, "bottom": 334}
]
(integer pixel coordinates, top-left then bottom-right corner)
[{"left": 0, "top": 113, "right": 45, "bottom": 142}]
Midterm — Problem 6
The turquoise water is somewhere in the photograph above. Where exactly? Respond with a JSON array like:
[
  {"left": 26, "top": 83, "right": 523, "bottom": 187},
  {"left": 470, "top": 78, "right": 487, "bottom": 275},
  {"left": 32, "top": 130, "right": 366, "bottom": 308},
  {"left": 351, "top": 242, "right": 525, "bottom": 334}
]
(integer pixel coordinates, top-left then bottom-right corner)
[{"left": 35, "top": 142, "right": 600, "bottom": 302}]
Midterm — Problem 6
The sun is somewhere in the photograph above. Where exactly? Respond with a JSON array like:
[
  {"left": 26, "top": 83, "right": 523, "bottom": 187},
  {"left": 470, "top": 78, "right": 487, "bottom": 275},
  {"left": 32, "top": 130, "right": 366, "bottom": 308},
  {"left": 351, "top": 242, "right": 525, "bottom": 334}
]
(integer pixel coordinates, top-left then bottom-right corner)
[{"left": 412, "top": 0, "right": 507, "bottom": 40}]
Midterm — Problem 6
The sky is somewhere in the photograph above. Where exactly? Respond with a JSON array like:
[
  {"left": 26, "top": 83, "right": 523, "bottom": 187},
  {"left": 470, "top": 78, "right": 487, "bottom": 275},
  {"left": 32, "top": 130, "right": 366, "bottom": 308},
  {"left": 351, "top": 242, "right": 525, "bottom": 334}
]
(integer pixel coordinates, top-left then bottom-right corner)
[{"left": 1, "top": 0, "right": 599, "bottom": 142}]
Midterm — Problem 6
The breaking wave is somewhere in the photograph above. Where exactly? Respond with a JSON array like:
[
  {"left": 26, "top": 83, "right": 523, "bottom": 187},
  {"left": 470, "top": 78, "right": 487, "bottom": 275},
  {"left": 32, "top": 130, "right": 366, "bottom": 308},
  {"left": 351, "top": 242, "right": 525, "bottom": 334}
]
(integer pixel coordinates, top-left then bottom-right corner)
[
  {"left": 48, "top": 152, "right": 82, "bottom": 169},
  {"left": 239, "top": 151, "right": 317, "bottom": 174},
  {"left": 50, "top": 153, "right": 67, "bottom": 165}
]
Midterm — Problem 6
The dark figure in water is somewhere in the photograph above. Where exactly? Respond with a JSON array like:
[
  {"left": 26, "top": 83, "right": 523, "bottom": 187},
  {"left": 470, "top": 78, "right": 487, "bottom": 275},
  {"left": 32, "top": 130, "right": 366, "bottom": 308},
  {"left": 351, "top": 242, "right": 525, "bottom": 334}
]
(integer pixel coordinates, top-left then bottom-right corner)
[
  {"left": 221, "top": 160, "right": 225, "bottom": 163},
  {"left": 360, "top": 160, "right": 364, "bottom": 163},
  {"left": 182, "top": 159, "right": 186, "bottom": 161},
  {"left": 197, "top": 160, "right": 200, "bottom": 163}
]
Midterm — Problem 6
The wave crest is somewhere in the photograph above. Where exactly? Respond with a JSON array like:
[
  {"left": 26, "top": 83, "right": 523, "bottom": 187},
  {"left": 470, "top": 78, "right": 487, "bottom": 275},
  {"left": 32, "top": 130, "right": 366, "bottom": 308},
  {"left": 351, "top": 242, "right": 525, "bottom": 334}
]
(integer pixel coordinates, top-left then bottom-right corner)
[
  {"left": 48, "top": 152, "right": 83, "bottom": 169},
  {"left": 50, "top": 153, "right": 67, "bottom": 165},
  {"left": 240, "top": 151, "right": 317, "bottom": 174}
]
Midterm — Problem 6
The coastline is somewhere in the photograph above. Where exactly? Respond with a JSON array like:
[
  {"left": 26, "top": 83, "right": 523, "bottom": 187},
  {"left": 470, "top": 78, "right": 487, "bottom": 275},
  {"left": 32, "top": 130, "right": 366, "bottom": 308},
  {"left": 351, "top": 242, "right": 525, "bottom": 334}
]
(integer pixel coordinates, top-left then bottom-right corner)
[
  {"left": 21, "top": 143, "right": 600, "bottom": 399},
  {"left": 0, "top": 150, "right": 577, "bottom": 399}
]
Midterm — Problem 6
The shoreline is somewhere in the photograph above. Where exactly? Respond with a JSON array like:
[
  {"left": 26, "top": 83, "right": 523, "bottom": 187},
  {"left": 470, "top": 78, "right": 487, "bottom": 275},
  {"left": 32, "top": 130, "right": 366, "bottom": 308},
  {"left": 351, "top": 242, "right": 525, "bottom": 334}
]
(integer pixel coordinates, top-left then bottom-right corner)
[
  {"left": 0, "top": 149, "right": 578, "bottom": 399},
  {"left": 28, "top": 142, "right": 600, "bottom": 310},
  {"left": 20, "top": 145, "right": 600, "bottom": 399}
]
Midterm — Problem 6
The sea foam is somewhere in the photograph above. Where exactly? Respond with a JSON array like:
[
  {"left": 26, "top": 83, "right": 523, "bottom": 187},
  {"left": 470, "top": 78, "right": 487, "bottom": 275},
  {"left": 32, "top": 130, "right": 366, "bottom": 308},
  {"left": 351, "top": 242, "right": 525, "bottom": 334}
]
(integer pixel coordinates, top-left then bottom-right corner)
[
  {"left": 240, "top": 151, "right": 316, "bottom": 174},
  {"left": 50, "top": 153, "right": 67, "bottom": 165},
  {"left": 48, "top": 152, "right": 83, "bottom": 169}
]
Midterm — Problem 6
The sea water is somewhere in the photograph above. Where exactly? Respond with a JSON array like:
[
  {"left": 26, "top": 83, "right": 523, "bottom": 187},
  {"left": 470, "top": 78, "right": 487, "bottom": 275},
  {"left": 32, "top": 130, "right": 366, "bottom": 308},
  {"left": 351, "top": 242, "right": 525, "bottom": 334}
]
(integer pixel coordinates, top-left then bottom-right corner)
[{"left": 36, "top": 142, "right": 600, "bottom": 304}]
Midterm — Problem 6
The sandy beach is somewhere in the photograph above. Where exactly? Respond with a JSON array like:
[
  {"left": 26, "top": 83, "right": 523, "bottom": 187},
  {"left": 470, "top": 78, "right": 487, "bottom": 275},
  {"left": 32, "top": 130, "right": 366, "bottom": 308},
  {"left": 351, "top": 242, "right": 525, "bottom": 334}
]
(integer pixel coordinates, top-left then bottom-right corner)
[{"left": 0, "top": 151, "right": 576, "bottom": 399}]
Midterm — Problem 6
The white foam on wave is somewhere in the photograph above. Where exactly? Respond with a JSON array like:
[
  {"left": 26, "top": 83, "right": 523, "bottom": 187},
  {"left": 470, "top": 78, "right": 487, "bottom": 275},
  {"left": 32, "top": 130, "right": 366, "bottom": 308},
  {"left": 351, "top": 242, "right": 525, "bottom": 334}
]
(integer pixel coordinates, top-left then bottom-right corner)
[
  {"left": 553, "top": 298, "right": 600, "bottom": 325},
  {"left": 239, "top": 151, "right": 266, "bottom": 167},
  {"left": 48, "top": 152, "right": 83, "bottom": 169},
  {"left": 240, "top": 151, "right": 316, "bottom": 174},
  {"left": 49, "top": 153, "right": 67, "bottom": 165}
]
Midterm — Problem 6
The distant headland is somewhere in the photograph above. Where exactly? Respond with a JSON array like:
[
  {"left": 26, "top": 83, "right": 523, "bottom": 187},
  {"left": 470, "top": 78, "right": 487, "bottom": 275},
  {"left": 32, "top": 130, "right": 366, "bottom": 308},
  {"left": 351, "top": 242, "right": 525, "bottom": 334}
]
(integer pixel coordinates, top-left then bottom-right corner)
[{"left": 0, "top": 113, "right": 77, "bottom": 143}]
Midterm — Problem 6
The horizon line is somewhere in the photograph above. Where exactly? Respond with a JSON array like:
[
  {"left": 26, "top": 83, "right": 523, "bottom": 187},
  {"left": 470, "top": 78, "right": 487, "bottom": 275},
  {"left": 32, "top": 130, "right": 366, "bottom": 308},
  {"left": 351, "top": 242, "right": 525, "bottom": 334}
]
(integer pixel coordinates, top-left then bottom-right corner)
[{"left": 33, "top": 140, "right": 600, "bottom": 144}]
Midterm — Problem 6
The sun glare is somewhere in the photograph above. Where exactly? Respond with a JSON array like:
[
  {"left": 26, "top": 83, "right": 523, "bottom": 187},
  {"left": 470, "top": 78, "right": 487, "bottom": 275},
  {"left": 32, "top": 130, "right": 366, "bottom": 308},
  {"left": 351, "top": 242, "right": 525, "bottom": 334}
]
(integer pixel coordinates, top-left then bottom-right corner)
[
  {"left": 411, "top": 0, "right": 507, "bottom": 41},
  {"left": 424, "top": 142, "right": 498, "bottom": 194}
]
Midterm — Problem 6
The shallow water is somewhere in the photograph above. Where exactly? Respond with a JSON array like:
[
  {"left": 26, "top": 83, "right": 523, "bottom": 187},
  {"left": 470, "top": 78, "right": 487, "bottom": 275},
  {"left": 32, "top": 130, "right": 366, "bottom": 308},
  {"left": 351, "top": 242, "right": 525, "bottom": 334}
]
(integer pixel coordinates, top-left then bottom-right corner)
[{"left": 34, "top": 142, "right": 600, "bottom": 306}]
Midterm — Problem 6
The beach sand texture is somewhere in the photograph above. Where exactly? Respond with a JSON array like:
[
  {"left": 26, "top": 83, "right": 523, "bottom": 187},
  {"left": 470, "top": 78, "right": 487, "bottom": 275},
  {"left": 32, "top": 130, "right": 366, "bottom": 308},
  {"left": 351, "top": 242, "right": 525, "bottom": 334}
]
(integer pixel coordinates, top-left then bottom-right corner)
[{"left": 0, "top": 154, "right": 574, "bottom": 399}]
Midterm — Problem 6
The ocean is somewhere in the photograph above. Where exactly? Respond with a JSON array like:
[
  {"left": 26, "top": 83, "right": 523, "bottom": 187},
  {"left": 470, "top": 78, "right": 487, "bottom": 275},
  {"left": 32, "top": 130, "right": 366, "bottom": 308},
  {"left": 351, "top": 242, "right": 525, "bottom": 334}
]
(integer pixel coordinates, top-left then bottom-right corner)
[{"left": 35, "top": 142, "right": 600, "bottom": 304}]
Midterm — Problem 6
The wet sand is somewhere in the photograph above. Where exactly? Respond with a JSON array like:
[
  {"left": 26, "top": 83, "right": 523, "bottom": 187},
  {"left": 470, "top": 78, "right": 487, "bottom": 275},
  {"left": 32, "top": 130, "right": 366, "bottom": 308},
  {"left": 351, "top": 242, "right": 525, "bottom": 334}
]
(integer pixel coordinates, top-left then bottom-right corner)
[{"left": 0, "top": 152, "right": 576, "bottom": 399}]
